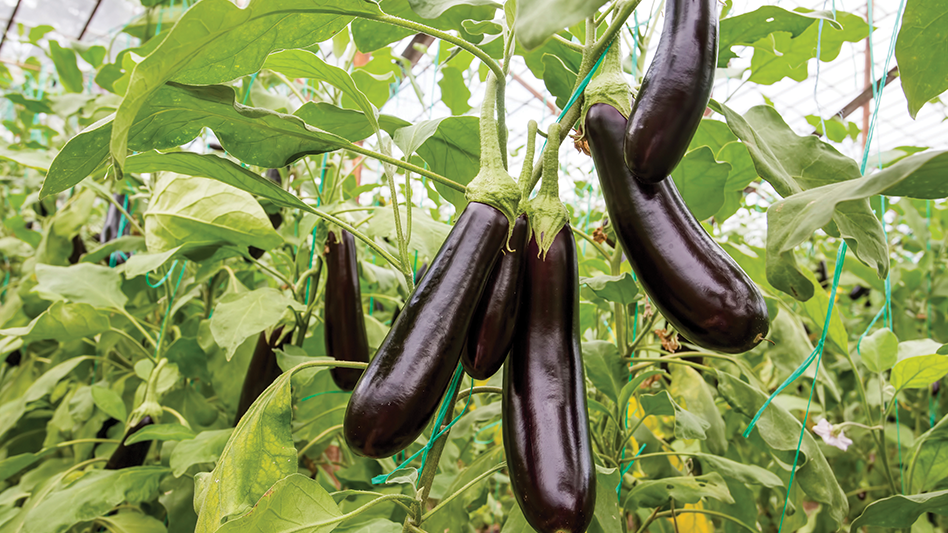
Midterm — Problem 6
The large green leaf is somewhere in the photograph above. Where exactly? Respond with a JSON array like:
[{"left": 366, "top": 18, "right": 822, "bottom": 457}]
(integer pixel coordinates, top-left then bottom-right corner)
[
  {"left": 438, "top": 66, "right": 473, "bottom": 115},
  {"left": 713, "top": 102, "right": 887, "bottom": 300},
  {"left": 895, "top": 0, "right": 948, "bottom": 118},
  {"left": 581, "top": 273, "right": 638, "bottom": 305},
  {"left": 590, "top": 467, "right": 623, "bottom": 533},
  {"left": 718, "top": 6, "right": 841, "bottom": 66},
  {"left": 797, "top": 267, "right": 849, "bottom": 355},
  {"left": 860, "top": 327, "right": 899, "bottom": 373},
  {"left": 34, "top": 263, "right": 128, "bottom": 310},
  {"left": 582, "top": 340, "right": 626, "bottom": 405},
  {"left": 0, "top": 147, "right": 54, "bottom": 172},
  {"left": 671, "top": 146, "right": 732, "bottom": 221},
  {"left": 364, "top": 206, "right": 452, "bottom": 261},
  {"left": 0, "top": 357, "right": 88, "bottom": 441},
  {"left": 145, "top": 173, "right": 283, "bottom": 255},
  {"left": 95, "top": 513, "right": 167, "bottom": 533},
  {"left": 110, "top": 0, "right": 382, "bottom": 170},
  {"left": 624, "top": 473, "right": 734, "bottom": 510},
  {"left": 639, "top": 391, "right": 710, "bottom": 441},
  {"left": 210, "top": 288, "right": 304, "bottom": 361},
  {"left": 294, "top": 103, "right": 410, "bottom": 143},
  {"left": 216, "top": 474, "right": 342, "bottom": 532},
  {"left": 20, "top": 467, "right": 168, "bottom": 533},
  {"left": 850, "top": 490, "right": 948, "bottom": 530},
  {"left": 714, "top": 371, "right": 848, "bottom": 527},
  {"left": 170, "top": 429, "right": 234, "bottom": 477},
  {"left": 515, "top": 0, "right": 607, "bottom": 50},
  {"left": 399, "top": 116, "right": 480, "bottom": 210},
  {"left": 48, "top": 41, "right": 84, "bottom": 93},
  {"left": 909, "top": 415, "right": 948, "bottom": 493},
  {"left": 194, "top": 374, "right": 296, "bottom": 531},
  {"left": 0, "top": 302, "right": 110, "bottom": 343},
  {"left": 352, "top": 0, "right": 495, "bottom": 52},
  {"left": 669, "top": 366, "right": 727, "bottom": 454},
  {"left": 891, "top": 354, "right": 948, "bottom": 391},
  {"left": 44, "top": 83, "right": 353, "bottom": 198},
  {"left": 541, "top": 53, "right": 577, "bottom": 110}
]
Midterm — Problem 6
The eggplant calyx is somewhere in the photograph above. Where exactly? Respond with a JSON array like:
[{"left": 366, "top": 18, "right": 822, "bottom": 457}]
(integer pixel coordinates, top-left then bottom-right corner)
[
  {"left": 126, "top": 358, "right": 167, "bottom": 430},
  {"left": 525, "top": 123, "right": 569, "bottom": 260},
  {"left": 582, "top": 38, "right": 632, "bottom": 124},
  {"left": 466, "top": 73, "right": 520, "bottom": 247}
]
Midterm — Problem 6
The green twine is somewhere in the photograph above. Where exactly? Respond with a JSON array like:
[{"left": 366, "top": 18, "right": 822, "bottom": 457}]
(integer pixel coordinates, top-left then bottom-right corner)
[
  {"left": 109, "top": 195, "right": 132, "bottom": 268},
  {"left": 146, "top": 260, "right": 180, "bottom": 288},
  {"left": 372, "top": 364, "right": 472, "bottom": 485},
  {"left": 616, "top": 443, "right": 646, "bottom": 499},
  {"left": 473, "top": 419, "right": 501, "bottom": 445},
  {"left": 154, "top": 260, "right": 187, "bottom": 359},
  {"left": 300, "top": 390, "right": 349, "bottom": 402},
  {"left": 304, "top": 153, "right": 330, "bottom": 306},
  {"left": 242, "top": 72, "right": 259, "bottom": 105}
]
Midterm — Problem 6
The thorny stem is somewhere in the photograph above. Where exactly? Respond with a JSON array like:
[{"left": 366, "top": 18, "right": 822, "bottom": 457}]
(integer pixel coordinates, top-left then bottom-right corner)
[{"left": 345, "top": 142, "right": 465, "bottom": 192}]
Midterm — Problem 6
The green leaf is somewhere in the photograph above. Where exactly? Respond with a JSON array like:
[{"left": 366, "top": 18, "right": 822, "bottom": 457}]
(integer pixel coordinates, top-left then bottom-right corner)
[
  {"left": 582, "top": 340, "right": 626, "bottom": 405},
  {"left": 590, "top": 466, "right": 623, "bottom": 533},
  {"left": 424, "top": 447, "right": 504, "bottom": 531},
  {"left": 91, "top": 385, "right": 127, "bottom": 423},
  {"left": 851, "top": 490, "right": 948, "bottom": 530},
  {"left": 210, "top": 288, "right": 304, "bottom": 361},
  {"left": 264, "top": 49, "right": 380, "bottom": 134},
  {"left": 616, "top": 370, "right": 666, "bottom": 423},
  {"left": 110, "top": 0, "right": 382, "bottom": 170},
  {"left": 670, "top": 366, "right": 727, "bottom": 454},
  {"left": 689, "top": 119, "right": 739, "bottom": 155},
  {"left": 20, "top": 467, "right": 168, "bottom": 533},
  {"left": 712, "top": 102, "right": 887, "bottom": 300},
  {"left": 541, "top": 53, "right": 577, "bottom": 110},
  {"left": 81, "top": 236, "right": 147, "bottom": 265},
  {"left": 0, "top": 301, "right": 110, "bottom": 343},
  {"left": 34, "top": 263, "right": 128, "bottom": 310},
  {"left": 145, "top": 173, "right": 283, "bottom": 255},
  {"left": 295, "top": 103, "right": 410, "bottom": 143},
  {"left": 672, "top": 146, "right": 733, "bottom": 220},
  {"left": 500, "top": 503, "right": 538, "bottom": 533},
  {"left": 216, "top": 474, "right": 342, "bottom": 533},
  {"left": 515, "top": 0, "right": 607, "bottom": 50},
  {"left": 194, "top": 373, "right": 297, "bottom": 531},
  {"left": 408, "top": 0, "right": 501, "bottom": 18},
  {"left": 120, "top": 245, "right": 183, "bottom": 280},
  {"left": 696, "top": 454, "right": 784, "bottom": 489},
  {"left": 624, "top": 473, "right": 734, "bottom": 510},
  {"left": 717, "top": 141, "right": 759, "bottom": 192},
  {"left": 640, "top": 391, "right": 709, "bottom": 440},
  {"left": 0, "top": 147, "right": 54, "bottom": 172},
  {"left": 48, "top": 41, "right": 84, "bottom": 93},
  {"left": 718, "top": 6, "right": 841, "bottom": 66},
  {"left": 169, "top": 429, "right": 233, "bottom": 478},
  {"left": 438, "top": 66, "right": 473, "bottom": 115},
  {"left": 408, "top": 116, "right": 480, "bottom": 210},
  {"left": 909, "top": 415, "right": 948, "bottom": 493},
  {"left": 125, "top": 424, "right": 197, "bottom": 445},
  {"left": 714, "top": 371, "right": 848, "bottom": 527},
  {"left": 581, "top": 272, "right": 638, "bottom": 305},
  {"left": 892, "top": 354, "right": 948, "bottom": 391},
  {"left": 797, "top": 267, "right": 849, "bottom": 355},
  {"left": 896, "top": 0, "right": 948, "bottom": 118},
  {"left": 95, "top": 513, "right": 167, "bottom": 533},
  {"left": 860, "top": 327, "right": 899, "bottom": 373}
]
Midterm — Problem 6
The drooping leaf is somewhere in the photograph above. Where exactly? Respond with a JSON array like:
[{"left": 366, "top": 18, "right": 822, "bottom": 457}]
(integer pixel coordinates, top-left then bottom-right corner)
[
  {"left": 294, "top": 103, "right": 410, "bottom": 143},
  {"left": 34, "top": 263, "right": 128, "bottom": 310},
  {"left": 581, "top": 273, "right": 638, "bottom": 305},
  {"left": 541, "top": 53, "right": 577, "bottom": 110},
  {"left": 216, "top": 474, "right": 342, "bottom": 533},
  {"left": 48, "top": 41, "right": 84, "bottom": 93},
  {"left": 210, "top": 288, "right": 303, "bottom": 361},
  {"left": 0, "top": 302, "right": 109, "bottom": 343},
  {"left": 194, "top": 375, "right": 296, "bottom": 531},
  {"left": 438, "top": 66, "right": 473, "bottom": 115},
  {"left": 515, "top": 0, "right": 608, "bottom": 50},
  {"left": 895, "top": 0, "right": 948, "bottom": 118},
  {"left": 859, "top": 327, "right": 899, "bottom": 373},
  {"left": 591, "top": 466, "right": 623, "bottom": 533},
  {"left": 624, "top": 473, "right": 734, "bottom": 510},
  {"left": 144, "top": 173, "right": 283, "bottom": 256},
  {"left": 670, "top": 366, "right": 727, "bottom": 454},
  {"left": 851, "top": 490, "right": 948, "bottom": 530},
  {"left": 110, "top": 0, "right": 383, "bottom": 170},
  {"left": 718, "top": 6, "right": 842, "bottom": 66},
  {"left": 639, "top": 391, "right": 710, "bottom": 440},
  {"left": 671, "top": 146, "right": 732, "bottom": 221}
]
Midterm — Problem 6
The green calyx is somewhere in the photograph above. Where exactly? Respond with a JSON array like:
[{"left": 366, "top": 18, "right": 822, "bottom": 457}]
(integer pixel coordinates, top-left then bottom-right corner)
[
  {"left": 582, "top": 38, "right": 632, "bottom": 121},
  {"left": 518, "top": 120, "right": 539, "bottom": 209},
  {"left": 127, "top": 358, "right": 167, "bottom": 429},
  {"left": 525, "top": 123, "right": 570, "bottom": 260},
  {"left": 465, "top": 73, "right": 520, "bottom": 245}
]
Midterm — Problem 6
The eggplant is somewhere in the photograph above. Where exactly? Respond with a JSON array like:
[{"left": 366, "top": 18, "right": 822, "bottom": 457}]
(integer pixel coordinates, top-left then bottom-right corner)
[
  {"left": 100, "top": 194, "right": 131, "bottom": 266},
  {"left": 234, "top": 327, "right": 285, "bottom": 425},
  {"left": 587, "top": 103, "right": 768, "bottom": 353},
  {"left": 324, "top": 229, "right": 369, "bottom": 391},
  {"left": 461, "top": 214, "right": 529, "bottom": 380},
  {"left": 503, "top": 225, "right": 595, "bottom": 533},
  {"left": 105, "top": 415, "right": 154, "bottom": 470},
  {"left": 623, "top": 0, "right": 718, "bottom": 183},
  {"left": 344, "top": 202, "right": 508, "bottom": 458}
]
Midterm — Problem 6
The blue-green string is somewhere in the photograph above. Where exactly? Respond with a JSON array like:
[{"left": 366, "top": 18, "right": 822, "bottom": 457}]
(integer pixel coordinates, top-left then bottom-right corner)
[
  {"left": 616, "top": 443, "right": 646, "bottom": 499},
  {"left": 109, "top": 195, "right": 132, "bottom": 268},
  {"left": 154, "top": 260, "right": 187, "bottom": 359},
  {"left": 146, "top": 260, "right": 180, "bottom": 288},
  {"left": 304, "top": 153, "right": 329, "bottom": 306},
  {"left": 473, "top": 419, "right": 501, "bottom": 445},
  {"left": 300, "top": 390, "right": 349, "bottom": 402},
  {"left": 372, "top": 364, "right": 471, "bottom": 485}
]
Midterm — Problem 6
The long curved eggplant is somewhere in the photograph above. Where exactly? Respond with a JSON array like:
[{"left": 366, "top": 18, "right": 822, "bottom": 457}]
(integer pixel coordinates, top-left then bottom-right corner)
[
  {"left": 504, "top": 225, "right": 595, "bottom": 533},
  {"left": 233, "top": 327, "right": 285, "bottom": 425},
  {"left": 460, "top": 214, "right": 529, "bottom": 380},
  {"left": 105, "top": 415, "right": 154, "bottom": 470},
  {"left": 344, "top": 202, "right": 508, "bottom": 458},
  {"left": 324, "top": 229, "right": 369, "bottom": 391},
  {"left": 623, "top": 0, "right": 718, "bottom": 183},
  {"left": 588, "top": 103, "right": 768, "bottom": 353}
]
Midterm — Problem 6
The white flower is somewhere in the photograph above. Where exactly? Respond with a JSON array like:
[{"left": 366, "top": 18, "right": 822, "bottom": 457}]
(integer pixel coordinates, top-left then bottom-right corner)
[{"left": 812, "top": 418, "right": 853, "bottom": 451}]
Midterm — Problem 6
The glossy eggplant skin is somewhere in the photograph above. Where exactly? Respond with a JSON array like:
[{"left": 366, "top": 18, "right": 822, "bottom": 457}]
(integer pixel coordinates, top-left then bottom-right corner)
[
  {"left": 344, "top": 202, "right": 508, "bottom": 458},
  {"left": 234, "top": 327, "right": 285, "bottom": 425},
  {"left": 461, "top": 214, "right": 529, "bottom": 380},
  {"left": 324, "top": 229, "right": 369, "bottom": 391},
  {"left": 588, "top": 103, "right": 768, "bottom": 353},
  {"left": 504, "top": 226, "right": 595, "bottom": 533},
  {"left": 623, "top": 0, "right": 718, "bottom": 183},
  {"left": 105, "top": 415, "right": 154, "bottom": 470}
]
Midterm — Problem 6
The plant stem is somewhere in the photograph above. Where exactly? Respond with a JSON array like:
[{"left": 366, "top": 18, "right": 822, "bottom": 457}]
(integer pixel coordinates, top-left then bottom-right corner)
[
  {"left": 271, "top": 70, "right": 307, "bottom": 103},
  {"left": 454, "top": 386, "right": 503, "bottom": 402},
  {"left": 118, "top": 309, "right": 158, "bottom": 351},
  {"left": 241, "top": 252, "right": 294, "bottom": 288},
  {"left": 611, "top": 244, "right": 628, "bottom": 354},
  {"left": 412, "top": 382, "right": 463, "bottom": 527},
  {"left": 635, "top": 507, "right": 661, "bottom": 533},
  {"left": 98, "top": 189, "right": 146, "bottom": 236},
  {"left": 551, "top": 33, "right": 584, "bottom": 52},
  {"left": 298, "top": 424, "right": 344, "bottom": 458},
  {"left": 421, "top": 463, "right": 506, "bottom": 521},
  {"left": 571, "top": 227, "right": 611, "bottom": 259},
  {"left": 345, "top": 142, "right": 465, "bottom": 192},
  {"left": 626, "top": 358, "right": 713, "bottom": 373}
]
